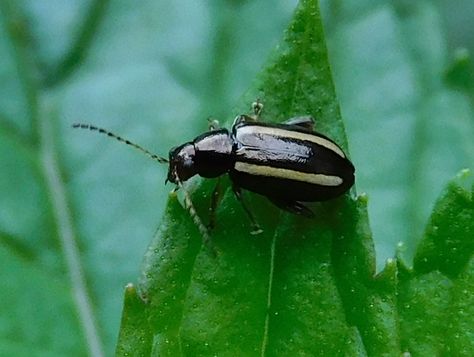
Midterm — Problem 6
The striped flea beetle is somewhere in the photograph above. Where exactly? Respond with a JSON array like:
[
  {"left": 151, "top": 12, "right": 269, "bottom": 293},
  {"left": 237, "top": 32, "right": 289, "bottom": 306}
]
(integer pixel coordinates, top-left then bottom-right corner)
[{"left": 74, "top": 101, "right": 355, "bottom": 242}]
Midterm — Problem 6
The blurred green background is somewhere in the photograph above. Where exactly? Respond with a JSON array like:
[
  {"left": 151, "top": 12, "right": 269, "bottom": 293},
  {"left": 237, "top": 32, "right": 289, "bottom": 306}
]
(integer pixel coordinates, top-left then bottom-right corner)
[{"left": 1, "top": 0, "right": 473, "bottom": 355}]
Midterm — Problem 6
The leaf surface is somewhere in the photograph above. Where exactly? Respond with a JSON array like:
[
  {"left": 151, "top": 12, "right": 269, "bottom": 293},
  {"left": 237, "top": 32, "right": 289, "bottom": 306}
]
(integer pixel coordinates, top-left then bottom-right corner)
[
  {"left": 117, "top": 1, "right": 474, "bottom": 355},
  {"left": 0, "top": 0, "right": 295, "bottom": 354},
  {"left": 119, "top": 1, "right": 379, "bottom": 355},
  {"left": 321, "top": 0, "right": 474, "bottom": 266}
]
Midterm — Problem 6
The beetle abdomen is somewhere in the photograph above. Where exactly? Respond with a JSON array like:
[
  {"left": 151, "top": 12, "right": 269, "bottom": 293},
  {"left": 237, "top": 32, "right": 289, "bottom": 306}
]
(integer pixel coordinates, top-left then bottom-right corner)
[{"left": 231, "top": 122, "right": 354, "bottom": 202}]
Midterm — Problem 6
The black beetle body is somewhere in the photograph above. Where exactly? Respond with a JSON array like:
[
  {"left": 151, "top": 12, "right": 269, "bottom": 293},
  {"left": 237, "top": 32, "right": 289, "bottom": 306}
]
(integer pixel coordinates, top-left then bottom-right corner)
[
  {"left": 74, "top": 103, "right": 355, "bottom": 235},
  {"left": 167, "top": 115, "right": 355, "bottom": 216}
]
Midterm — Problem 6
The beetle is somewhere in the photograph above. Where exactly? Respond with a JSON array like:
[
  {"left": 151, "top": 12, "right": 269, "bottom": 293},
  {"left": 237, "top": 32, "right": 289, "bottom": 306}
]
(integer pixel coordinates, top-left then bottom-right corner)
[{"left": 73, "top": 101, "right": 355, "bottom": 241}]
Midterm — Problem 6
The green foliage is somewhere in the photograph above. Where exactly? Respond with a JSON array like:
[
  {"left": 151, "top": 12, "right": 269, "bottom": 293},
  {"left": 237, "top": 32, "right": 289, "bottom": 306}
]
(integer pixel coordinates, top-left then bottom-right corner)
[
  {"left": 321, "top": 0, "right": 474, "bottom": 265},
  {"left": 398, "top": 171, "right": 474, "bottom": 355},
  {"left": 0, "top": 0, "right": 472, "bottom": 355},
  {"left": 115, "top": 1, "right": 473, "bottom": 355},
  {"left": 0, "top": 1, "right": 295, "bottom": 355}
]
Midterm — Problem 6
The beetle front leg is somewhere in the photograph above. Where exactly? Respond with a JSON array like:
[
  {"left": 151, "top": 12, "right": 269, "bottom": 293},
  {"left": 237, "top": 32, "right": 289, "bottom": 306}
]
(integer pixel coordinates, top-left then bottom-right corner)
[
  {"left": 232, "top": 185, "right": 263, "bottom": 235},
  {"left": 251, "top": 99, "right": 263, "bottom": 119}
]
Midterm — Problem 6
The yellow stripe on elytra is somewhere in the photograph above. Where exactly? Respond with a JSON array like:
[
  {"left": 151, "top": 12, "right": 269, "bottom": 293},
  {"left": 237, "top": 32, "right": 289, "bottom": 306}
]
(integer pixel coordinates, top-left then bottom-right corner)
[
  {"left": 234, "top": 162, "right": 343, "bottom": 186},
  {"left": 237, "top": 125, "right": 346, "bottom": 158}
]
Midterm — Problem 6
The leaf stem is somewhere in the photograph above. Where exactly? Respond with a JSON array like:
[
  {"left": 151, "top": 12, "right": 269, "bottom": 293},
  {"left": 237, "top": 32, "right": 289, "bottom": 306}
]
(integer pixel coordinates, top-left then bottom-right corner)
[
  {"left": 45, "top": 0, "right": 111, "bottom": 87},
  {"left": 40, "top": 113, "right": 104, "bottom": 357},
  {"left": 0, "top": 1, "right": 40, "bottom": 142}
]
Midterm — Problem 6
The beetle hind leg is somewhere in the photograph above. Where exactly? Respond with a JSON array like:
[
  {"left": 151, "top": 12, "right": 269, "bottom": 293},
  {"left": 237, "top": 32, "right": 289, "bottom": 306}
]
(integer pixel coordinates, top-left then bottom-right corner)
[
  {"left": 268, "top": 198, "right": 314, "bottom": 218},
  {"left": 207, "top": 178, "right": 223, "bottom": 231},
  {"left": 283, "top": 116, "right": 315, "bottom": 132},
  {"left": 232, "top": 99, "right": 265, "bottom": 127},
  {"left": 232, "top": 185, "right": 263, "bottom": 235},
  {"left": 232, "top": 114, "right": 257, "bottom": 127}
]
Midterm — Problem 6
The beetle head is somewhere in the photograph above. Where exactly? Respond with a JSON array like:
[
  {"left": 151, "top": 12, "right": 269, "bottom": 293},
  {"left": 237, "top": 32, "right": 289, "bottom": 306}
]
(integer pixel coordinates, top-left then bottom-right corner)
[{"left": 167, "top": 142, "right": 197, "bottom": 184}]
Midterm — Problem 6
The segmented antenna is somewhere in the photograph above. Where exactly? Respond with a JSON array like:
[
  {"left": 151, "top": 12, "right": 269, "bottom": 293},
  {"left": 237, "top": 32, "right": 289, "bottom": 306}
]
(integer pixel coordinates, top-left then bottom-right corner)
[
  {"left": 72, "top": 123, "right": 168, "bottom": 164},
  {"left": 74, "top": 123, "right": 215, "bottom": 253}
]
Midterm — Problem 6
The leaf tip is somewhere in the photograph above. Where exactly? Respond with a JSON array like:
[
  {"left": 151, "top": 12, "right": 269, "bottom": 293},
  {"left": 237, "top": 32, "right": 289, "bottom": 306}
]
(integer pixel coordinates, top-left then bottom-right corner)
[
  {"left": 451, "top": 168, "right": 473, "bottom": 192},
  {"left": 125, "top": 282, "right": 135, "bottom": 293},
  {"left": 385, "top": 257, "right": 397, "bottom": 270},
  {"left": 356, "top": 192, "right": 369, "bottom": 204},
  {"left": 456, "top": 168, "right": 471, "bottom": 179}
]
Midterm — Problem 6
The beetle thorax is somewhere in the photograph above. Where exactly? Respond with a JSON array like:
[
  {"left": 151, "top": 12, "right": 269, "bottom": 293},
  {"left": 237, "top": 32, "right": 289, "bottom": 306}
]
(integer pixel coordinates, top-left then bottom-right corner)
[{"left": 193, "top": 130, "right": 234, "bottom": 178}]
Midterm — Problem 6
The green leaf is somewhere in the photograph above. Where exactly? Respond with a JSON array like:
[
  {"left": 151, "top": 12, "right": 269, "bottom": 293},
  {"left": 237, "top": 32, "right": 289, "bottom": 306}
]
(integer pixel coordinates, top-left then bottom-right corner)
[
  {"left": 444, "top": 48, "right": 474, "bottom": 93},
  {"left": 119, "top": 174, "right": 474, "bottom": 355},
  {"left": 118, "top": 0, "right": 378, "bottom": 355},
  {"left": 0, "top": 0, "right": 296, "bottom": 355},
  {"left": 322, "top": 0, "right": 474, "bottom": 266},
  {"left": 2, "top": 0, "right": 473, "bottom": 355},
  {"left": 115, "top": 284, "right": 152, "bottom": 356},
  {"left": 398, "top": 171, "right": 474, "bottom": 355},
  {"left": 413, "top": 170, "right": 474, "bottom": 278},
  {"left": 117, "top": 1, "right": 474, "bottom": 355},
  {"left": 0, "top": 243, "right": 86, "bottom": 355}
]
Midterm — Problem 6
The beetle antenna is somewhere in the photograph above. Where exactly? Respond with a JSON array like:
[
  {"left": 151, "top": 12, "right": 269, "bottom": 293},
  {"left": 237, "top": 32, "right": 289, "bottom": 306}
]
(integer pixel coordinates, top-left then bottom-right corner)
[
  {"left": 175, "top": 174, "right": 213, "bottom": 250},
  {"left": 72, "top": 123, "right": 169, "bottom": 164}
]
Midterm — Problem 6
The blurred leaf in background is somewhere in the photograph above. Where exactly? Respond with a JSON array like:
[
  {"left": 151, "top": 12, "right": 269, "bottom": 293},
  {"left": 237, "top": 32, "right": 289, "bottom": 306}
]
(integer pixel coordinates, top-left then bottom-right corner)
[
  {"left": 116, "top": 1, "right": 473, "bottom": 355},
  {"left": 118, "top": 0, "right": 364, "bottom": 354},
  {"left": 0, "top": 0, "right": 473, "bottom": 355},
  {"left": 0, "top": 0, "right": 296, "bottom": 354},
  {"left": 321, "top": 0, "right": 474, "bottom": 267}
]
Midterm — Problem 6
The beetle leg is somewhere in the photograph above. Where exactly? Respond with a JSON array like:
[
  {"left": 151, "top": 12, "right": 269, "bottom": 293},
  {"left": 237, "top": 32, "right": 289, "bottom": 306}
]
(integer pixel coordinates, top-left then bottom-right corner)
[
  {"left": 207, "top": 177, "right": 223, "bottom": 230},
  {"left": 233, "top": 100, "right": 264, "bottom": 126},
  {"left": 232, "top": 185, "right": 263, "bottom": 235},
  {"left": 175, "top": 176, "right": 215, "bottom": 253},
  {"left": 283, "top": 116, "right": 315, "bottom": 132},
  {"left": 251, "top": 99, "right": 263, "bottom": 119},
  {"left": 232, "top": 114, "right": 256, "bottom": 127},
  {"left": 268, "top": 198, "right": 314, "bottom": 218},
  {"left": 207, "top": 117, "right": 221, "bottom": 131}
]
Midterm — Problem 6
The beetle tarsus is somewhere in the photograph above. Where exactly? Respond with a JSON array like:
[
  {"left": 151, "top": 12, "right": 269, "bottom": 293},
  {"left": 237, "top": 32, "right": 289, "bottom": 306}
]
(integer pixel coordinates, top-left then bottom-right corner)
[
  {"left": 232, "top": 114, "right": 255, "bottom": 127},
  {"left": 250, "top": 225, "right": 263, "bottom": 235},
  {"left": 207, "top": 178, "right": 223, "bottom": 231},
  {"left": 232, "top": 185, "right": 261, "bottom": 233},
  {"left": 252, "top": 99, "right": 263, "bottom": 119},
  {"left": 269, "top": 198, "right": 315, "bottom": 218},
  {"left": 207, "top": 117, "right": 220, "bottom": 131}
]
